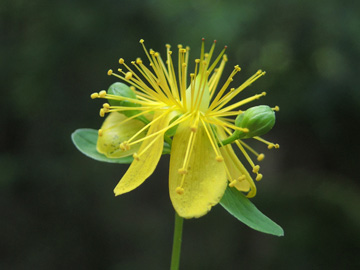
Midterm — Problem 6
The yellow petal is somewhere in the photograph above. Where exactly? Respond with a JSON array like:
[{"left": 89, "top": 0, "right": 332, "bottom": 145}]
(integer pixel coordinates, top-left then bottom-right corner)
[
  {"left": 114, "top": 112, "right": 170, "bottom": 196},
  {"left": 97, "top": 112, "right": 146, "bottom": 158},
  {"left": 169, "top": 120, "right": 227, "bottom": 218},
  {"left": 220, "top": 144, "right": 257, "bottom": 198}
]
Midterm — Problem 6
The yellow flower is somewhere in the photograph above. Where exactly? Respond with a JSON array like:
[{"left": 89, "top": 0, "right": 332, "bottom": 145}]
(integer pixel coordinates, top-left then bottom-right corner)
[{"left": 91, "top": 39, "right": 279, "bottom": 218}]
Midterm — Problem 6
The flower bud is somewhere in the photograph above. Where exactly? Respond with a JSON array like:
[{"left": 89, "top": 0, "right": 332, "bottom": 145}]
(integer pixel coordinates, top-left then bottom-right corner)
[{"left": 235, "top": 105, "right": 276, "bottom": 139}]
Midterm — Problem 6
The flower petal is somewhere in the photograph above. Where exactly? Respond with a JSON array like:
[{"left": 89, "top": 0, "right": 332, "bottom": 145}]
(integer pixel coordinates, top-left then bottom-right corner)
[
  {"left": 114, "top": 112, "right": 170, "bottom": 196},
  {"left": 169, "top": 120, "right": 227, "bottom": 218},
  {"left": 97, "top": 112, "right": 146, "bottom": 158},
  {"left": 220, "top": 144, "right": 257, "bottom": 198}
]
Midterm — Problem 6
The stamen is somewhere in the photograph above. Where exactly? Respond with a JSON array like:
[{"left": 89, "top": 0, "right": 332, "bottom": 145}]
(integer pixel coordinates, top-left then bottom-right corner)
[
  {"left": 176, "top": 187, "right": 184, "bottom": 195},
  {"left": 272, "top": 106, "right": 280, "bottom": 111},
  {"left": 98, "top": 129, "right": 103, "bottom": 136},
  {"left": 99, "top": 108, "right": 105, "bottom": 117},
  {"left": 125, "top": 72, "right": 133, "bottom": 80},
  {"left": 239, "top": 140, "right": 265, "bottom": 162},
  {"left": 133, "top": 153, "right": 140, "bottom": 161},
  {"left": 216, "top": 155, "right": 224, "bottom": 162},
  {"left": 253, "top": 136, "right": 280, "bottom": 150},
  {"left": 107, "top": 69, "right": 113, "bottom": 76},
  {"left": 178, "top": 168, "right": 188, "bottom": 175},
  {"left": 120, "top": 141, "right": 130, "bottom": 151},
  {"left": 99, "top": 90, "right": 107, "bottom": 98},
  {"left": 91, "top": 92, "right": 99, "bottom": 99}
]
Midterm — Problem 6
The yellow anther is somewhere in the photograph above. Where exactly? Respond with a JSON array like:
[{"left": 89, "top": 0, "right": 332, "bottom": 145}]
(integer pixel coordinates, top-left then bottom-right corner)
[
  {"left": 107, "top": 69, "right": 113, "bottom": 76},
  {"left": 256, "top": 174, "right": 263, "bottom": 181},
  {"left": 168, "top": 51, "right": 172, "bottom": 55},
  {"left": 252, "top": 165, "right": 260, "bottom": 173},
  {"left": 119, "top": 58, "right": 125, "bottom": 64},
  {"left": 268, "top": 144, "right": 274, "bottom": 149},
  {"left": 131, "top": 61, "right": 135, "bottom": 65},
  {"left": 238, "top": 175, "right": 246, "bottom": 182},
  {"left": 195, "top": 59, "right": 200, "bottom": 64},
  {"left": 234, "top": 65, "right": 241, "bottom": 71},
  {"left": 118, "top": 68, "right": 122, "bottom": 72},
  {"left": 139, "top": 39, "right": 144, "bottom": 43},
  {"left": 120, "top": 142, "right": 130, "bottom": 151},
  {"left": 178, "top": 168, "right": 188, "bottom": 175},
  {"left": 125, "top": 72, "right": 133, "bottom": 80},
  {"left": 133, "top": 153, "right": 140, "bottom": 161},
  {"left": 98, "top": 129, "right": 103, "bottom": 136},
  {"left": 177, "top": 44, "right": 183, "bottom": 49},
  {"left": 216, "top": 156, "right": 224, "bottom": 162},
  {"left": 154, "top": 52, "right": 159, "bottom": 57},
  {"left": 165, "top": 44, "right": 171, "bottom": 48},
  {"left": 103, "top": 103, "right": 110, "bottom": 109},
  {"left": 190, "top": 125, "right": 197, "bottom": 133},
  {"left": 229, "top": 180, "right": 237, "bottom": 188},
  {"left": 182, "top": 63, "right": 187, "bottom": 67},
  {"left": 176, "top": 187, "right": 184, "bottom": 195},
  {"left": 99, "top": 90, "right": 107, "bottom": 98},
  {"left": 90, "top": 92, "right": 99, "bottom": 99},
  {"left": 257, "top": 153, "right": 265, "bottom": 161},
  {"left": 149, "top": 49, "right": 155, "bottom": 55},
  {"left": 180, "top": 48, "right": 186, "bottom": 53},
  {"left": 262, "top": 91, "right": 267, "bottom": 96},
  {"left": 99, "top": 108, "right": 105, "bottom": 117},
  {"left": 275, "top": 144, "right": 280, "bottom": 149},
  {"left": 136, "top": 58, "right": 142, "bottom": 64},
  {"left": 273, "top": 106, "right": 280, "bottom": 111}
]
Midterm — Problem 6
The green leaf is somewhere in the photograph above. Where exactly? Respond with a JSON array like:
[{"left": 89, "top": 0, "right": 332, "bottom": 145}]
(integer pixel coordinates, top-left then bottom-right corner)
[
  {"left": 71, "top": 128, "right": 133, "bottom": 164},
  {"left": 220, "top": 186, "right": 284, "bottom": 236}
]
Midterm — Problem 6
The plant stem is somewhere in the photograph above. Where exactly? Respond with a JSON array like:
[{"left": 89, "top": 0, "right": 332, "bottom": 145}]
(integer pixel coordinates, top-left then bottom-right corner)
[{"left": 170, "top": 212, "right": 184, "bottom": 270}]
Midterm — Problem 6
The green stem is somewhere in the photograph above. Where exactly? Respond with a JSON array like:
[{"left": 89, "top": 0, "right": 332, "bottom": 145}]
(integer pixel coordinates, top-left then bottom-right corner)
[{"left": 170, "top": 212, "right": 184, "bottom": 270}]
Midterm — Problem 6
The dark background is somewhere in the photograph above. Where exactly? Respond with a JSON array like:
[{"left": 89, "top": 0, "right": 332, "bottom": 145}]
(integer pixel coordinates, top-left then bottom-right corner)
[{"left": 1, "top": 0, "right": 360, "bottom": 269}]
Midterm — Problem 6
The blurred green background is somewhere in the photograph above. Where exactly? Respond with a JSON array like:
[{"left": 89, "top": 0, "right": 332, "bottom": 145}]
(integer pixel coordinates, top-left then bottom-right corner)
[{"left": 1, "top": 0, "right": 360, "bottom": 269}]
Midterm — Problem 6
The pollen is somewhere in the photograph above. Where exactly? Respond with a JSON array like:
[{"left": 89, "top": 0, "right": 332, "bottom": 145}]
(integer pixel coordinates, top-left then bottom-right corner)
[
  {"left": 91, "top": 92, "right": 99, "bottom": 99},
  {"left": 99, "top": 90, "right": 107, "bottom": 98},
  {"left": 257, "top": 153, "right": 265, "bottom": 161},
  {"left": 120, "top": 142, "right": 130, "bottom": 151},
  {"left": 176, "top": 187, "right": 184, "bottom": 195},
  {"left": 178, "top": 168, "right": 188, "bottom": 175},
  {"left": 133, "top": 153, "right": 140, "bottom": 161},
  {"left": 99, "top": 108, "right": 105, "bottom": 117},
  {"left": 125, "top": 72, "right": 133, "bottom": 80},
  {"left": 119, "top": 58, "right": 125, "bottom": 64},
  {"left": 256, "top": 174, "right": 263, "bottom": 181},
  {"left": 103, "top": 103, "right": 110, "bottom": 112},
  {"left": 216, "top": 155, "right": 224, "bottom": 162},
  {"left": 273, "top": 106, "right": 280, "bottom": 111},
  {"left": 252, "top": 165, "right": 260, "bottom": 173},
  {"left": 229, "top": 180, "right": 237, "bottom": 187},
  {"left": 107, "top": 69, "right": 113, "bottom": 76}
]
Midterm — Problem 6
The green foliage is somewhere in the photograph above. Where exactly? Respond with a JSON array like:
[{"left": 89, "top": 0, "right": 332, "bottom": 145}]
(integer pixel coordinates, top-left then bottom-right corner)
[
  {"left": 71, "top": 129, "right": 171, "bottom": 162},
  {"left": 107, "top": 82, "right": 149, "bottom": 124},
  {"left": 72, "top": 128, "right": 134, "bottom": 163},
  {"left": 220, "top": 186, "right": 284, "bottom": 236}
]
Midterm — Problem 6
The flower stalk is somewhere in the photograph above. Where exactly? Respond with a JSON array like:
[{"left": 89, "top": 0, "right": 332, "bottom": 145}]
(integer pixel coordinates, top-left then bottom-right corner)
[{"left": 170, "top": 212, "right": 184, "bottom": 270}]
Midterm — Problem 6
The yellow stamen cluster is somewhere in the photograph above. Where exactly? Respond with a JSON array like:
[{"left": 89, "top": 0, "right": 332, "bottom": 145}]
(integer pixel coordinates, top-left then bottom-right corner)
[{"left": 93, "top": 39, "right": 279, "bottom": 198}]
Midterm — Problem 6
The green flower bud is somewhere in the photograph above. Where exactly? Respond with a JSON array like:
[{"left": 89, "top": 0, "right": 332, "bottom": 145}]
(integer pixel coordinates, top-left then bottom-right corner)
[
  {"left": 235, "top": 105, "right": 276, "bottom": 139},
  {"left": 107, "top": 82, "right": 148, "bottom": 124}
]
